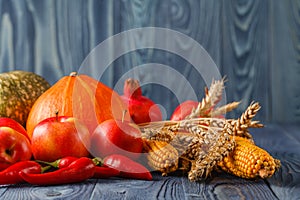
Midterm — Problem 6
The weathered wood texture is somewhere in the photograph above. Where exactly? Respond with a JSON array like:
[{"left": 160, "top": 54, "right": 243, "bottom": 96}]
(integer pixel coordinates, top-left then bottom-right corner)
[
  {"left": 0, "top": 124, "right": 299, "bottom": 200},
  {"left": 0, "top": 0, "right": 299, "bottom": 123},
  {"left": 0, "top": 1, "right": 299, "bottom": 199}
]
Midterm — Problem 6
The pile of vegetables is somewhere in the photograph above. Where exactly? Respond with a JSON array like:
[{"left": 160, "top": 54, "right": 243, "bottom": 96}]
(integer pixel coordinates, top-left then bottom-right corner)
[{"left": 0, "top": 70, "right": 280, "bottom": 186}]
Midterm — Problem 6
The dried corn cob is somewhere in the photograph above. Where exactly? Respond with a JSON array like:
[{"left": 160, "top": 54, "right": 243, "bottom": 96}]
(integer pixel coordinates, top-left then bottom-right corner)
[
  {"left": 143, "top": 140, "right": 179, "bottom": 176},
  {"left": 218, "top": 136, "right": 280, "bottom": 179}
]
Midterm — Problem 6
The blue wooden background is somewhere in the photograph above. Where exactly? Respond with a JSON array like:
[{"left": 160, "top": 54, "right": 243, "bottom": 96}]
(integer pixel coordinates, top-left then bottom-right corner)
[{"left": 0, "top": 0, "right": 299, "bottom": 123}]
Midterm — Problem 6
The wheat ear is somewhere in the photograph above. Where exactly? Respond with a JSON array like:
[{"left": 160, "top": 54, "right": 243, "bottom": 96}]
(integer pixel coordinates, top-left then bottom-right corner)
[
  {"left": 186, "top": 78, "right": 225, "bottom": 119},
  {"left": 209, "top": 101, "right": 240, "bottom": 117},
  {"left": 230, "top": 102, "right": 263, "bottom": 138}
]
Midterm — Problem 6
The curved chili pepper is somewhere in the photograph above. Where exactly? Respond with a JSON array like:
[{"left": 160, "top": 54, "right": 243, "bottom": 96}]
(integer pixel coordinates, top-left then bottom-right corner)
[
  {"left": 0, "top": 163, "right": 11, "bottom": 171},
  {"left": 103, "top": 154, "right": 152, "bottom": 181},
  {"left": 58, "top": 156, "right": 79, "bottom": 168},
  {"left": 37, "top": 157, "right": 119, "bottom": 179},
  {"left": 93, "top": 166, "right": 120, "bottom": 179},
  {"left": 36, "top": 156, "right": 79, "bottom": 169},
  {"left": 0, "top": 161, "right": 43, "bottom": 185},
  {"left": 19, "top": 157, "right": 95, "bottom": 185}
]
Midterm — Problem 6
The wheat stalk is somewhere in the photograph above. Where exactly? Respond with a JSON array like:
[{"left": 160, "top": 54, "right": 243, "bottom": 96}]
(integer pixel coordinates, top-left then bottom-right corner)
[
  {"left": 209, "top": 101, "right": 240, "bottom": 117},
  {"left": 186, "top": 78, "right": 225, "bottom": 119},
  {"left": 229, "top": 102, "right": 263, "bottom": 139}
]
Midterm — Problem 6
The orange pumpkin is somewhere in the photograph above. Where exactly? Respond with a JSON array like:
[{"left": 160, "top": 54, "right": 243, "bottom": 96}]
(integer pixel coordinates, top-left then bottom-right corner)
[{"left": 26, "top": 72, "right": 130, "bottom": 139}]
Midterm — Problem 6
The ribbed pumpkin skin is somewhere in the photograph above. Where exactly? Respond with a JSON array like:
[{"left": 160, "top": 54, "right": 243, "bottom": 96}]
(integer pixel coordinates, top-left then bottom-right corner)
[
  {"left": 26, "top": 73, "right": 130, "bottom": 139},
  {"left": 0, "top": 71, "right": 51, "bottom": 127}
]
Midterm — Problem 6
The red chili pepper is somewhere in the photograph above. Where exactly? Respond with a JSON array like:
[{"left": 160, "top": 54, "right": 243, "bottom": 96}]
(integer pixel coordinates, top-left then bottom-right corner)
[
  {"left": 0, "top": 163, "right": 11, "bottom": 171},
  {"left": 58, "top": 156, "right": 79, "bottom": 168},
  {"left": 36, "top": 156, "right": 79, "bottom": 169},
  {"left": 19, "top": 157, "right": 95, "bottom": 185},
  {"left": 103, "top": 154, "right": 152, "bottom": 181},
  {"left": 93, "top": 166, "right": 120, "bottom": 179},
  {"left": 0, "top": 161, "right": 43, "bottom": 185}
]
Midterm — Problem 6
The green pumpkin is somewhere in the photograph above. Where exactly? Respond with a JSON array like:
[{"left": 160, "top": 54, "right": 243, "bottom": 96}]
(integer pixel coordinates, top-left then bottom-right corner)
[{"left": 0, "top": 70, "right": 51, "bottom": 127}]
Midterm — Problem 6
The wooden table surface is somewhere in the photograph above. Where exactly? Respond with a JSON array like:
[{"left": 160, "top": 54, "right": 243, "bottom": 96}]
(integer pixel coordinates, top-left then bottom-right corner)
[{"left": 0, "top": 124, "right": 299, "bottom": 200}]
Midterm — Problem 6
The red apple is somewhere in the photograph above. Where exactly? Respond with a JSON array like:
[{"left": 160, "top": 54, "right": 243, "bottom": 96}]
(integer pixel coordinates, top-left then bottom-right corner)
[
  {"left": 90, "top": 119, "right": 143, "bottom": 160},
  {"left": 170, "top": 100, "right": 199, "bottom": 121},
  {"left": 0, "top": 117, "right": 29, "bottom": 141},
  {"left": 31, "top": 116, "right": 91, "bottom": 162},
  {"left": 0, "top": 127, "right": 32, "bottom": 166}
]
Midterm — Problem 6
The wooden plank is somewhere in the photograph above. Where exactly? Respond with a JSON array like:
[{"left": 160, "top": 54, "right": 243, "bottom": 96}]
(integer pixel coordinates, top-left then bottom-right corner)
[
  {"left": 1, "top": 0, "right": 299, "bottom": 124},
  {"left": 0, "top": 174, "right": 283, "bottom": 200},
  {"left": 250, "top": 124, "right": 300, "bottom": 154},
  {"left": 0, "top": 180, "right": 97, "bottom": 200},
  {"left": 266, "top": 152, "right": 300, "bottom": 200},
  {"left": 279, "top": 124, "right": 300, "bottom": 143},
  {"left": 221, "top": 0, "right": 270, "bottom": 121},
  {"left": 250, "top": 124, "right": 300, "bottom": 199},
  {"left": 90, "top": 173, "right": 185, "bottom": 200},
  {"left": 270, "top": 0, "right": 300, "bottom": 123},
  {"left": 0, "top": 187, "right": 8, "bottom": 198},
  {"left": 181, "top": 173, "right": 277, "bottom": 200},
  {"left": 269, "top": 125, "right": 300, "bottom": 199}
]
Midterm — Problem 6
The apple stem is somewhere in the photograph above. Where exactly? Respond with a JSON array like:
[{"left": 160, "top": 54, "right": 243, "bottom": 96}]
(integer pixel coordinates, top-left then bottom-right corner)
[
  {"left": 122, "top": 110, "right": 127, "bottom": 123},
  {"left": 55, "top": 110, "right": 59, "bottom": 121}
]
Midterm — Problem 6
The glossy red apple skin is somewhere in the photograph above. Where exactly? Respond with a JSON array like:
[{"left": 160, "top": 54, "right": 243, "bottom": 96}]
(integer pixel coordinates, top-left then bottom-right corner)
[
  {"left": 170, "top": 100, "right": 199, "bottom": 121},
  {"left": 0, "top": 127, "right": 32, "bottom": 165},
  {"left": 31, "top": 116, "right": 91, "bottom": 162},
  {"left": 0, "top": 117, "right": 29, "bottom": 141},
  {"left": 90, "top": 119, "right": 143, "bottom": 160}
]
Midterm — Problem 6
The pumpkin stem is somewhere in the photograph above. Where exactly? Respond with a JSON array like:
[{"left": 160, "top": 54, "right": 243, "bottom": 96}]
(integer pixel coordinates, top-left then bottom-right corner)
[
  {"left": 70, "top": 72, "right": 78, "bottom": 76},
  {"left": 122, "top": 110, "right": 127, "bottom": 123}
]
